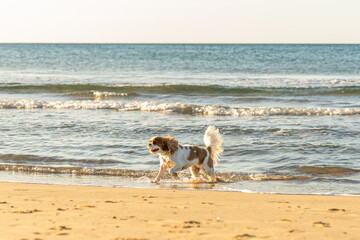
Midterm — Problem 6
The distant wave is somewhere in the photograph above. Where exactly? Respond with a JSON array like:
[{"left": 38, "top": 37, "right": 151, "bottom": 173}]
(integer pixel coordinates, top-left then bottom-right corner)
[
  {"left": 0, "top": 154, "right": 124, "bottom": 165},
  {"left": 1, "top": 83, "right": 360, "bottom": 96},
  {"left": 297, "top": 166, "right": 359, "bottom": 176},
  {"left": 1, "top": 99, "right": 360, "bottom": 116}
]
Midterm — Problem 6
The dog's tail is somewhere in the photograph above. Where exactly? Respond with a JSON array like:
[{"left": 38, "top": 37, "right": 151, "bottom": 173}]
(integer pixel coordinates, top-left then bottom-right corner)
[{"left": 203, "top": 126, "right": 223, "bottom": 165}]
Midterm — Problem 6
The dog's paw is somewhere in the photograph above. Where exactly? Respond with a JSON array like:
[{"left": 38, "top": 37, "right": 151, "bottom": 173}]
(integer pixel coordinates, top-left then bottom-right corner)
[{"left": 169, "top": 172, "right": 178, "bottom": 178}]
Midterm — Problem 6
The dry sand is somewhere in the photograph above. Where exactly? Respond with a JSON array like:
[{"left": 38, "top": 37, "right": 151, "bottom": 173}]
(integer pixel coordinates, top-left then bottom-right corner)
[{"left": 0, "top": 182, "right": 359, "bottom": 240}]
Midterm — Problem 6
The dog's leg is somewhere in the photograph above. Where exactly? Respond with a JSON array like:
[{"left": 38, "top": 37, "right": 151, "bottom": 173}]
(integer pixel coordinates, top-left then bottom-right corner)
[
  {"left": 190, "top": 165, "right": 200, "bottom": 179},
  {"left": 169, "top": 164, "right": 183, "bottom": 178},
  {"left": 153, "top": 164, "right": 167, "bottom": 183},
  {"left": 202, "top": 165, "right": 216, "bottom": 182}
]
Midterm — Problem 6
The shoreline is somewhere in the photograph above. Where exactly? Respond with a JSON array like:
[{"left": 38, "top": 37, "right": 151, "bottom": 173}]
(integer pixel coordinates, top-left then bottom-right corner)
[
  {"left": 1, "top": 171, "right": 359, "bottom": 196},
  {"left": 1, "top": 182, "right": 359, "bottom": 240},
  {"left": 2, "top": 167, "right": 360, "bottom": 196},
  {"left": 2, "top": 179, "right": 360, "bottom": 197}
]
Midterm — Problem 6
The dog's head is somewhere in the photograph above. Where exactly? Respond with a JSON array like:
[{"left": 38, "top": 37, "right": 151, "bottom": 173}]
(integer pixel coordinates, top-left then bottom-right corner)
[{"left": 148, "top": 136, "right": 179, "bottom": 155}]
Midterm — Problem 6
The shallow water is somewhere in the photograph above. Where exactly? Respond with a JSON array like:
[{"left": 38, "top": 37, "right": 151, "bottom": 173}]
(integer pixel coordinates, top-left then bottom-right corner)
[{"left": 1, "top": 44, "right": 359, "bottom": 195}]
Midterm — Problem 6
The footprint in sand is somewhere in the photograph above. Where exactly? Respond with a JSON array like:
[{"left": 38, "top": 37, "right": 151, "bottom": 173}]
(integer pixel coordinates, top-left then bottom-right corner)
[
  {"left": 313, "top": 221, "right": 331, "bottom": 227},
  {"left": 47, "top": 225, "right": 72, "bottom": 236},
  {"left": 104, "top": 200, "right": 126, "bottom": 206},
  {"left": 12, "top": 209, "right": 41, "bottom": 214},
  {"left": 49, "top": 226, "right": 72, "bottom": 231},
  {"left": 80, "top": 205, "right": 96, "bottom": 208},
  {"left": 58, "top": 226, "right": 71, "bottom": 231},
  {"left": 167, "top": 220, "right": 201, "bottom": 229},
  {"left": 182, "top": 220, "right": 201, "bottom": 228},
  {"left": 233, "top": 233, "right": 256, "bottom": 239},
  {"left": 328, "top": 208, "right": 346, "bottom": 212}
]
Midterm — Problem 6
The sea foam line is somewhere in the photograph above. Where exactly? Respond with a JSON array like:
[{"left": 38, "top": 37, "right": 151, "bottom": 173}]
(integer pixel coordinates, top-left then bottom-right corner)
[
  {"left": 0, "top": 164, "right": 307, "bottom": 182},
  {"left": 1, "top": 99, "right": 360, "bottom": 116}
]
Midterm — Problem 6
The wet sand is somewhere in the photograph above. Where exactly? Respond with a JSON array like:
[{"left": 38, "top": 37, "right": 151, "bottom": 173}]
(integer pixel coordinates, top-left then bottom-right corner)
[{"left": 0, "top": 182, "right": 359, "bottom": 240}]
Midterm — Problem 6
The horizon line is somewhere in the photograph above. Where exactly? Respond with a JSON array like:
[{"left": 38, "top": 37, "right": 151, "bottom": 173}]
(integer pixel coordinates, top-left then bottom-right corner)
[{"left": 0, "top": 42, "right": 359, "bottom": 45}]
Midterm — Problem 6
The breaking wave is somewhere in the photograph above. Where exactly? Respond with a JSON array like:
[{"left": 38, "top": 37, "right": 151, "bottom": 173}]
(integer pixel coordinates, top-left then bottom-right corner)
[
  {"left": 0, "top": 163, "right": 308, "bottom": 182},
  {"left": 1, "top": 99, "right": 360, "bottom": 116},
  {"left": 1, "top": 163, "right": 358, "bottom": 184},
  {"left": 70, "top": 90, "right": 136, "bottom": 99},
  {"left": 1, "top": 153, "right": 358, "bottom": 184}
]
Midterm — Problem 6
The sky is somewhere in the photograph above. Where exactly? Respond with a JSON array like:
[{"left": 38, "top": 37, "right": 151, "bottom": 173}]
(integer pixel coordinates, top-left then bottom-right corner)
[{"left": 0, "top": 0, "right": 359, "bottom": 43}]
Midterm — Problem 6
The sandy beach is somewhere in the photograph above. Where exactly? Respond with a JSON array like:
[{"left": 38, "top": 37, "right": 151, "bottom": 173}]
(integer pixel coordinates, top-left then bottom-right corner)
[{"left": 0, "top": 182, "right": 359, "bottom": 240}]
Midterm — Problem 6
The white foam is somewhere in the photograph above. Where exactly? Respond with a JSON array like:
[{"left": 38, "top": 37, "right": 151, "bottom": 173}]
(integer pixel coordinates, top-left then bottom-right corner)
[
  {"left": 1, "top": 99, "right": 360, "bottom": 116},
  {"left": 92, "top": 91, "right": 129, "bottom": 98},
  {"left": 136, "top": 176, "right": 151, "bottom": 183}
]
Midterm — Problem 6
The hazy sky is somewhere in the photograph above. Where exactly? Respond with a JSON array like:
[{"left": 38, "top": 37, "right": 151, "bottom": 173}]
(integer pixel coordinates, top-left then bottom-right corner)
[{"left": 0, "top": 0, "right": 359, "bottom": 43}]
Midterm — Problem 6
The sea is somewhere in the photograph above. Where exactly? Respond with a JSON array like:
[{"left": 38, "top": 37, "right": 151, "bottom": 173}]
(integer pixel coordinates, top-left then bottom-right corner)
[{"left": 0, "top": 44, "right": 359, "bottom": 195}]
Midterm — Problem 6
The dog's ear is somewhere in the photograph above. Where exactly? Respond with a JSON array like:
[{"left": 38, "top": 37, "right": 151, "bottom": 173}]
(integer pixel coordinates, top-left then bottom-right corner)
[
  {"left": 161, "top": 140, "right": 169, "bottom": 152},
  {"left": 163, "top": 136, "right": 178, "bottom": 155}
]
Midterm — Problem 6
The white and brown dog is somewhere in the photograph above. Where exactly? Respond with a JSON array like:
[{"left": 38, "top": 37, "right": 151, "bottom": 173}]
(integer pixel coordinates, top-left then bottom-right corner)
[{"left": 148, "top": 126, "right": 223, "bottom": 183}]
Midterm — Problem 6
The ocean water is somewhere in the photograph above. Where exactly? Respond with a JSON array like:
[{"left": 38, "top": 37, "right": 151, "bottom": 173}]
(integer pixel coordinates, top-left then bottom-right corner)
[{"left": 0, "top": 44, "right": 359, "bottom": 195}]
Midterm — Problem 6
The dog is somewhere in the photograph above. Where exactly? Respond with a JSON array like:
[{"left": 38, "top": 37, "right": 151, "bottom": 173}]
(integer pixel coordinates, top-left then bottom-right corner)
[{"left": 148, "top": 126, "right": 223, "bottom": 183}]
